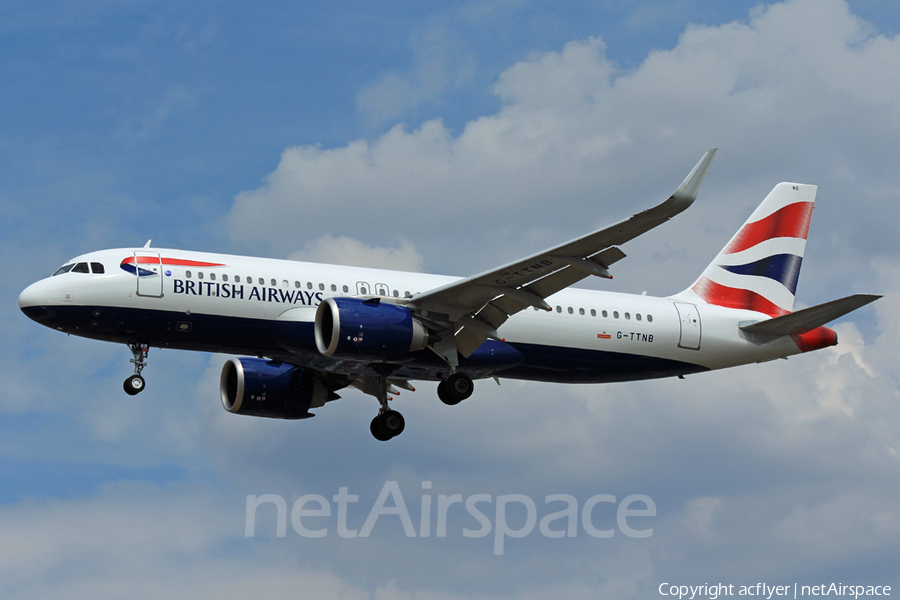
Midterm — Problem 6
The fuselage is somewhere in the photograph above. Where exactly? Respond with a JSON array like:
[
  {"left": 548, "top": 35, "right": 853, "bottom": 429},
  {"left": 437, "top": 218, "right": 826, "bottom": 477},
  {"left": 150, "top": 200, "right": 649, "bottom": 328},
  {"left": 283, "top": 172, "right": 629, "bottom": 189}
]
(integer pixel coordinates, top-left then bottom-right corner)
[{"left": 19, "top": 246, "right": 811, "bottom": 385}]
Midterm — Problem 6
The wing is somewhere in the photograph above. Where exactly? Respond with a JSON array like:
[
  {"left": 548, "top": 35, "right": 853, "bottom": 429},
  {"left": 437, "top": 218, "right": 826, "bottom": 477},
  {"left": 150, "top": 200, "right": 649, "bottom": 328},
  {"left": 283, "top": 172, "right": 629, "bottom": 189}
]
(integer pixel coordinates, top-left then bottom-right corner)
[{"left": 409, "top": 148, "right": 719, "bottom": 362}]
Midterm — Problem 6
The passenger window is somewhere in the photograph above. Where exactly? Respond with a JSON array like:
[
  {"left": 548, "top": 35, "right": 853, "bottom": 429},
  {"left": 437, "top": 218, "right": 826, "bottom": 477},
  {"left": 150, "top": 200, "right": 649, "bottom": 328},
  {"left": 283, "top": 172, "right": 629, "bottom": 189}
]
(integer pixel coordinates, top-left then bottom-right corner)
[
  {"left": 647, "top": 315, "right": 654, "bottom": 323},
  {"left": 283, "top": 280, "right": 289, "bottom": 288},
  {"left": 579, "top": 308, "right": 585, "bottom": 315},
  {"left": 343, "top": 285, "right": 349, "bottom": 293},
  {"left": 90, "top": 262, "right": 105, "bottom": 274},
  {"left": 319, "top": 283, "right": 325, "bottom": 291},
  {"left": 591, "top": 309, "right": 596, "bottom": 317},
  {"left": 198, "top": 272, "right": 204, "bottom": 280},
  {"left": 53, "top": 264, "right": 75, "bottom": 276},
  {"left": 210, "top": 273, "right": 216, "bottom": 281},
  {"left": 295, "top": 281, "right": 301, "bottom": 288},
  {"left": 636, "top": 314, "right": 642, "bottom": 321},
  {"left": 392, "top": 290, "right": 399, "bottom": 297},
  {"left": 613, "top": 311, "right": 619, "bottom": 319},
  {"left": 405, "top": 291, "right": 412, "bottom": 298},
  {"left": 602, "top": 310, "right": 608, "bottom": 318},
  {"left": 186, "top": 270, "right": 192, "bottom": 278},
  {"left": 258, "top": 278, "right": 264, "bottom": 285},
  {"left": 625, "top": 312, "right": 630, "bottom": 320},
  {"left": 556, "top": 306, "right": 562, "bottom": 313},
  {"left": 223, "top": 274, "right": 229, "bottom": 282},
  {"left": 307, "top": 282, "right": 313, "bottom": 289},
  {"left": 72, "top": 262, "right": 89, "bottom": 273},
  {"left": 271, "top": 279, "right": 277, "bottom": 286},
  {"left": 567, "top": 307, "right": 573, "bottom": 314}
]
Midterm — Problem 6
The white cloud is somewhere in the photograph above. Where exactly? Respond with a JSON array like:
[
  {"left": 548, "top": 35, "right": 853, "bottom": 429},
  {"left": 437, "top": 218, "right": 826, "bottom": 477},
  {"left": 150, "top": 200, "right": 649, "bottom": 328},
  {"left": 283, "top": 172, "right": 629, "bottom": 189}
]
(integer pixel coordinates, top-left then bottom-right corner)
[
  {"left": 288, "top": 235, "right": 424, "bottom": 272},
  {"left": 227, "top": 0, "right": 900, "bottom": 296},
  {"left": 0, "top": 481, "right": 374, "bottom": 600},
  {"left": 356, "top": 25, "right": 477, "bottom": 126}
]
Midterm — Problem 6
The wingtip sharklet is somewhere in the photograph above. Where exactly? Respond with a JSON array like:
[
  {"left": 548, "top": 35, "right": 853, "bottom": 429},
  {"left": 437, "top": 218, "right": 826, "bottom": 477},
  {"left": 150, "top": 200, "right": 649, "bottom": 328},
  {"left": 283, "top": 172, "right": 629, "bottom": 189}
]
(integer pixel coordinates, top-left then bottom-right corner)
[{"left": 670, "top": 147, "right": 718, "bottom": 209}]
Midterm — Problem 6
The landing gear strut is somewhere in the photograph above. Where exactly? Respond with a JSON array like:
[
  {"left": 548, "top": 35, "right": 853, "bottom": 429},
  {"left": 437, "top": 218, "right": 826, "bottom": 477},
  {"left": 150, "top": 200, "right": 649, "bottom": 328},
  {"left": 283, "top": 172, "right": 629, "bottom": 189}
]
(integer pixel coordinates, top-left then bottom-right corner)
[
  {"left": 437, "top": 372, "right": 473, "bottom": 405},
  {"left": 364, "top": 374, "right": 406, "bottom": 441},
  {"left": 124, "top": 342, "right": 149, "bottom": 396}
]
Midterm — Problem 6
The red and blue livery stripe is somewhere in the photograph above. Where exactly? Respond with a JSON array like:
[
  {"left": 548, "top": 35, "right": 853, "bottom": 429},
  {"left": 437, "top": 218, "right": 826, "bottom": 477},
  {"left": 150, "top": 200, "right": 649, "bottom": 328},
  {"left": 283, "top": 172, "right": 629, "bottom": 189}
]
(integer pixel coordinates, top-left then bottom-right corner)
[
  {"left": 690, "top": 186, "right": 815, "bottom": 316},
  {"left": 722, "top": 202, "right": 813, "bottom": 254},
  {"left": 719, "top": 253, "right": 803, "bottom": 295},
  {"left": 692, "top": 276, "right": 789, "bottom": 317},
  {"left": 120, "top": 256, "right": 226, "bottom": 276}
]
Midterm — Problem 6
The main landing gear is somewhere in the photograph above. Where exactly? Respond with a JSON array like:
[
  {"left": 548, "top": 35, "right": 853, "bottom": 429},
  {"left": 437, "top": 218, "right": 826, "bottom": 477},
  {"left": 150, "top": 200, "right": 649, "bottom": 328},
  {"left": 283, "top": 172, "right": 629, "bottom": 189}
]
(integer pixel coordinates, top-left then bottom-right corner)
[
  {"left": 437, "top": 372, "right": 474, "bottom": 406},
  {"left": 366, "top": 372, "right": 475, "bottom": 441},
  {"left": 370, "top": 409, "right": 405, "bottom": 442},
  {"left": 124, "top": 342, "right": 149, "bottom": 396},
  {"left": 367, "top": 375, "right": 406, "bottom": 442}
]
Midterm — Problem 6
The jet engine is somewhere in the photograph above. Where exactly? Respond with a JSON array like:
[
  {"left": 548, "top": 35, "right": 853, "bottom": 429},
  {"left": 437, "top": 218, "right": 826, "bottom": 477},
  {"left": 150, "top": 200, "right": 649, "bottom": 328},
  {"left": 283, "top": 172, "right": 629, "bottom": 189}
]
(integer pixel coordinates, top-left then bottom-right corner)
[
  {"left": 314, "top": 297, "right": 429, "bottom": 361},
  {"left": 220, "top": 357, "right": 332, "bottom": 419}
]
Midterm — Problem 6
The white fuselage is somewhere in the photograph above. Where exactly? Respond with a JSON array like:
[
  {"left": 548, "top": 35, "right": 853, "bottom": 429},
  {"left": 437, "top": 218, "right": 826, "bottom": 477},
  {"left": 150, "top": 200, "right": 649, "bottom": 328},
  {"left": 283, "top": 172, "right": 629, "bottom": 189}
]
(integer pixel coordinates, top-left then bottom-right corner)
[{"left": 19, "top": 246, "right": 806, "bottom": 384}]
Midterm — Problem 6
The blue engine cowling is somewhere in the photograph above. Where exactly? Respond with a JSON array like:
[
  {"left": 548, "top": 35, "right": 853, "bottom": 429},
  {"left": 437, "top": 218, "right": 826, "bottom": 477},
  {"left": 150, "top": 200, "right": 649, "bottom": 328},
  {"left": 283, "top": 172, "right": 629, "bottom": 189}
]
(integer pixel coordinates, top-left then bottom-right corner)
[
  {"left": 219, "top": 357, "right": 331, "bottom": 419},
  {"left": 314, "top": 297, "right": 429, "bottom": 361}
]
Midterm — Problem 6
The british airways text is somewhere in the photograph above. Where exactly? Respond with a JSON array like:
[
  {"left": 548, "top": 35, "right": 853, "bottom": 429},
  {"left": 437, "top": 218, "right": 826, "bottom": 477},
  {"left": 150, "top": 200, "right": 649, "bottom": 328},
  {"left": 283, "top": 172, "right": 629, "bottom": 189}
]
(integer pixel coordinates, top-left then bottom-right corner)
[{"left": 172, "top": 279, "right": 324, "bottom": 306}]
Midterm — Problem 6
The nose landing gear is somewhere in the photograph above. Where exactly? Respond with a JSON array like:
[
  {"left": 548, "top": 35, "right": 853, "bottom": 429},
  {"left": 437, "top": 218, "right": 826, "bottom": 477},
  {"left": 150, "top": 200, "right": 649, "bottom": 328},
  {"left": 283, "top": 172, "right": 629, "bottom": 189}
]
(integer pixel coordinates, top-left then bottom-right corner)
[{"left": 124, "top": 342, "right": 149, "bottom": 395}]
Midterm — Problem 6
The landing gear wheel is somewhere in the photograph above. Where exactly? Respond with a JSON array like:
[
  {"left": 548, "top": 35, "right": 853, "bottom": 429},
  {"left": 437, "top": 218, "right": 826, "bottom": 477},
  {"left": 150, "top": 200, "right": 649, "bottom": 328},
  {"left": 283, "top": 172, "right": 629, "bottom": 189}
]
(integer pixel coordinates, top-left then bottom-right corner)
[
  {"left": 437, "top": 381, "right": 459, "bottom": 405},
  {"left": 370, "top": 416, "right": 393, "bottom": 441},
  {"left": 124, "top": 374, "right": 145, "bottom": 396},
  {"left": 125, "top": 342, "right": 149, "bottom": 396},
  {"left": 438, "top": 372, "right": 473, "bottom": 405},
  {"left": 376, "top": 410, "right": 405, "bottom": 439},
  {"left": 364, "top": 373, "right": 407, "bottom": 441}
]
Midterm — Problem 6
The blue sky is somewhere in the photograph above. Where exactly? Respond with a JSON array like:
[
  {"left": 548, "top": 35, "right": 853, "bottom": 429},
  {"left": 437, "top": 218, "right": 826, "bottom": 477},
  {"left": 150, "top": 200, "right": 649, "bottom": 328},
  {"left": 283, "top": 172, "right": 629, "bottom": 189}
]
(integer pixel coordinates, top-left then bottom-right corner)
[{"left": 3, "top": 1, "right": 900, "bottom": 598}]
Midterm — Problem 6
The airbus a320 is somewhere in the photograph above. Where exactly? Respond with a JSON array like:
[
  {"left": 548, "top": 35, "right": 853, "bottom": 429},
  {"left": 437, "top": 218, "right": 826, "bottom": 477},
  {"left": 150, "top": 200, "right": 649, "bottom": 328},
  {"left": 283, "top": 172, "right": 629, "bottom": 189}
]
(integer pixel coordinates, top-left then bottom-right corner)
[{"left": 19, "top": 149, "right": 880, "bottom": 440}]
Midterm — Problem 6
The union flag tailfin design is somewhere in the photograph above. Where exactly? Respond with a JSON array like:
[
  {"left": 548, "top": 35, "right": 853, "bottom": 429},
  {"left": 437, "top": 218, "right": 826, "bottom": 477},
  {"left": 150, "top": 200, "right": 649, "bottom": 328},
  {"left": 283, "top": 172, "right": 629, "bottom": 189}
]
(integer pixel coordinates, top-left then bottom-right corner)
[{"left": 685, "top": 183, "right": 816, "bottom": 316}]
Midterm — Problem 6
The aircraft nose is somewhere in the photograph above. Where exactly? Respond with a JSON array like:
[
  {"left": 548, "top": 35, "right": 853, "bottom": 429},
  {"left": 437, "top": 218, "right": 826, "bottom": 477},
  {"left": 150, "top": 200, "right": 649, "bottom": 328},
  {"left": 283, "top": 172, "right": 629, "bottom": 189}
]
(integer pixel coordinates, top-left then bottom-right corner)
[
  {"left": 19, "top": 280, "right": 56, "bottom": 323},
  {"left": 19, "top": 280, "right": 43, "bottom": 308}
]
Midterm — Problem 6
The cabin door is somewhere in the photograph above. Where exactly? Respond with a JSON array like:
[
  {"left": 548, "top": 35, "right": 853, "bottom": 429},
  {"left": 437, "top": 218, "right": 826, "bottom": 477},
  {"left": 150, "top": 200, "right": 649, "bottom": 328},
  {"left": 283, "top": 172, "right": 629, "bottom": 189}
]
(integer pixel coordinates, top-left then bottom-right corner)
[
  {"left": 134, "top": 251, "right": 164, "bottom": 298},
  {"left": 674, "top": 302, "right": 701, "bottom": 350}
]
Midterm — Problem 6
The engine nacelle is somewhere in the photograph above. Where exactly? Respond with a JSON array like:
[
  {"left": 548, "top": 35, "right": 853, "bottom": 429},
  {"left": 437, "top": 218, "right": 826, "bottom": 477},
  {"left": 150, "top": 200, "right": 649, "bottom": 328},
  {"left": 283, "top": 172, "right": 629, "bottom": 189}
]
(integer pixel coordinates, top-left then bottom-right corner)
[
  {"left": 314, "top": 297, "right": 429, "bottom": 361},
  {"left": 220, "top": 357, "right": 330, "bottom": 419}
]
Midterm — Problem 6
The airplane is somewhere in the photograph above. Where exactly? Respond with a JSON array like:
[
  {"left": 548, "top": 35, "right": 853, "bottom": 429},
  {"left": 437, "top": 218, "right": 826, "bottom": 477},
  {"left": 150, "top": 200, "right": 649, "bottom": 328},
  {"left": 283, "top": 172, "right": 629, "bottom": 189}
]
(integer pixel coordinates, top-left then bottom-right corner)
[{"left": 18, "top": 149, "right": 881, "bottom": 441}]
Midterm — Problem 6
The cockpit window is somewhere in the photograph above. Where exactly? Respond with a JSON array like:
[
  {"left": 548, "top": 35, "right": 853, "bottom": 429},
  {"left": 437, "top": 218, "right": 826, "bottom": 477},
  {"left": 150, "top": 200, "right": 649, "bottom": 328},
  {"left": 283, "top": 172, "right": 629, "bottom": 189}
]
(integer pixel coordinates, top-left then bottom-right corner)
[
  {"left": 52, "top": 261, "right": 104, "bottom": 276},
  {"left": 53, "top": 264, "right": 75, "bottom": 276}
]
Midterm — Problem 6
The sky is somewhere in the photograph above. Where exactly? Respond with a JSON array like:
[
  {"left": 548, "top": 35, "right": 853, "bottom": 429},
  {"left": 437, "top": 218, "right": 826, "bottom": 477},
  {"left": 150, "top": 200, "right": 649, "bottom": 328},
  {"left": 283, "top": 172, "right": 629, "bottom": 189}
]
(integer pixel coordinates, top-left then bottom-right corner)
[{"left": 2, "top": 0, "right": 899, "bottom": 597}]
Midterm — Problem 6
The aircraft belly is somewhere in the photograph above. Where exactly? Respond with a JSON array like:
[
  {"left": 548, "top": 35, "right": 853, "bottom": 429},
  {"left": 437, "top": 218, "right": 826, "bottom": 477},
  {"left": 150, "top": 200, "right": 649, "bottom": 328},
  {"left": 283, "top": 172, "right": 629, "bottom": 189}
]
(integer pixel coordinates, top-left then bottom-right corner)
[
  {"left": 33, "top": 304, "right": 708, "bottom": 383},
  {"left": 504, "top": 343, "right": 709, "bottom": 383}
]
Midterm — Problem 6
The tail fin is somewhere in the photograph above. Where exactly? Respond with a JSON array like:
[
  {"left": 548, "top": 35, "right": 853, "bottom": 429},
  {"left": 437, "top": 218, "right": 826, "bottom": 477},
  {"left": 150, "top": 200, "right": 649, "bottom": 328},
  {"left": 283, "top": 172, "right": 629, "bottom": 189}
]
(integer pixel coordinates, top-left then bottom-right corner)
[{"left": 679, "top": 183, "right": 816, "bottom": 316}]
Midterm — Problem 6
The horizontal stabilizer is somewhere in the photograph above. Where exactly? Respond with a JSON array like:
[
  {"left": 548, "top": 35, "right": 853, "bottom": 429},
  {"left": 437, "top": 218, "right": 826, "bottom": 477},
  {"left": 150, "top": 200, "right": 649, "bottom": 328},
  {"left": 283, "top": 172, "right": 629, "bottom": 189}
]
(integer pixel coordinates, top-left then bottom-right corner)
[{"left": 739, "top": 294, "right": 881, "bottom": 336}]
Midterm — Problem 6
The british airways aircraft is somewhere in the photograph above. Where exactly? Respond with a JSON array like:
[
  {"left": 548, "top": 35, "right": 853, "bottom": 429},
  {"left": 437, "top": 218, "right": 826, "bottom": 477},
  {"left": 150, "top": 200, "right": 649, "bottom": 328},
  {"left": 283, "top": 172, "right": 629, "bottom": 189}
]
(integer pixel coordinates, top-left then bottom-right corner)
[{"left": 18, "top": 150, "right": 880, "bottom": 440}]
